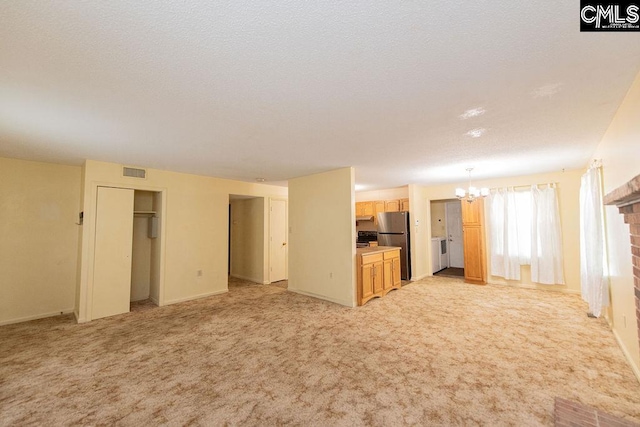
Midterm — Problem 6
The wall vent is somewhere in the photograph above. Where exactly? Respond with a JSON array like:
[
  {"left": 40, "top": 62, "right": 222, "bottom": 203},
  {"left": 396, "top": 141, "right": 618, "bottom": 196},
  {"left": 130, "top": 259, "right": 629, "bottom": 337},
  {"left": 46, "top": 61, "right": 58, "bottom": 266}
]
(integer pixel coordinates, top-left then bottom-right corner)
[{"left": 123, "top": 166, "right": 146, "bottom": 179}]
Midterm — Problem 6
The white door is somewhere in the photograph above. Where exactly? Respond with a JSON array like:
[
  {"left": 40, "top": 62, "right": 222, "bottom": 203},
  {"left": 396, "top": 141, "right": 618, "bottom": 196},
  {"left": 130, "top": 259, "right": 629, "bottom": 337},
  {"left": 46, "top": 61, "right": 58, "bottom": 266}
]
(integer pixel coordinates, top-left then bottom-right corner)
[
  {"left": 92, "top": 187, "right": 134, "bottom": 320},
  {"left": 269, "top": 199, "right": 287, "bottom": 282},
  {"left": 446, "top": 201, "right": 464, "bottom": 268}
]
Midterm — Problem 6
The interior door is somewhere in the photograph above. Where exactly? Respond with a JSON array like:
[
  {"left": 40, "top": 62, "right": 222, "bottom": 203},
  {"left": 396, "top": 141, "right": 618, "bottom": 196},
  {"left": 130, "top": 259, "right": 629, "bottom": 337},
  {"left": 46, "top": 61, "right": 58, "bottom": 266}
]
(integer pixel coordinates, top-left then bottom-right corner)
[
  {"left": 92, "top": 187, "right": 134, "bottom": 320},
  {"left": 446, "top": 201, "right": 464, "bottom": 268},
  {"left": 269, "top": 199, "right": 287, "bottom": 282}
]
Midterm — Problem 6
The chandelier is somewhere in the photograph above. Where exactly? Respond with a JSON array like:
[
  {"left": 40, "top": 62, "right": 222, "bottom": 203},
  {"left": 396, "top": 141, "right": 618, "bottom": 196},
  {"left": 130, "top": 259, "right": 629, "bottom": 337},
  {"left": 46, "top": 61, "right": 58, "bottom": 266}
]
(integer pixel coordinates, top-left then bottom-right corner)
[{"left": 455, "top": 168, "right": 489, "bottom": 203}]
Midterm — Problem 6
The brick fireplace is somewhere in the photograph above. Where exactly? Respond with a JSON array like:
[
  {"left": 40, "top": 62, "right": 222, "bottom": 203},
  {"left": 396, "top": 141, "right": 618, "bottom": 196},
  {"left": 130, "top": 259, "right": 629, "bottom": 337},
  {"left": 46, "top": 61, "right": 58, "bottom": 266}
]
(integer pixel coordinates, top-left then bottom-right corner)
[{"left": 604, "top": 174, "right": 640, "bottom": 355}]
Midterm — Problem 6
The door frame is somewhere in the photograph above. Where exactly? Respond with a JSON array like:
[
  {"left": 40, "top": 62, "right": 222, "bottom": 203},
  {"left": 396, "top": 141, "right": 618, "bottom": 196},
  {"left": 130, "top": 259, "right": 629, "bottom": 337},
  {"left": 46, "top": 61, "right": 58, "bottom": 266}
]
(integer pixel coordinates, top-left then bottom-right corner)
[
  {"left": 80, "top": 182, "right": 167, "bottom": 323},
  {"left": 445, "top": 200, "right": 464, "bottom": 269},
  {"left": 269, "top": 197, "right": 288, "bottom": 283}
]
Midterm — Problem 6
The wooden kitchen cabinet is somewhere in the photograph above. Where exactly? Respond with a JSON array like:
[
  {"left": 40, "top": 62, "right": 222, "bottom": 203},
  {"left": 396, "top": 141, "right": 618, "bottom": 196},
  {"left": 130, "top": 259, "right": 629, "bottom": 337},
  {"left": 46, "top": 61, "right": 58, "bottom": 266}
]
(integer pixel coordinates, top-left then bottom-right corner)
[
  {"left": 356, "top": 201, "right": 374, "bottom": 217},
  {"left": 357, "top": 248, "right": 402, "bottom": 305},
  {"left": 385, "top": 200, "right": 400, "bottom": 212},
  {"left": 400, "top": 198, "right": 410, "bottom": 212},
  {"left": 373, "top": 200, "right": 385, "bottom": 225},
  {"left": 461, "top": 199, "right": 486, "bottom": 285},
  {"left": 383, "top": 249, "right": 401, "bottom": 293}
]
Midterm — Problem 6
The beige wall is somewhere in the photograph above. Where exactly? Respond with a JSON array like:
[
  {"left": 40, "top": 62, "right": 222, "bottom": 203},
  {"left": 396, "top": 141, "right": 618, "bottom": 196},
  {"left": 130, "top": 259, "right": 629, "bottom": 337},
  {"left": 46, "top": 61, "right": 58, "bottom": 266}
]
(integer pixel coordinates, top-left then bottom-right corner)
[
  {"left": 230, "top": 197, "right": 266, "bottom": 284},
  {"left": 0, "top": 157, "right": 81, "bottom": 325},
  {"left": 355, "top": 186, "right": 408, "bottom": 202},
  {"left": 430, "top": 201, "right": 447, "bottom": 238},
  {"left": 288, "top": 167, "right": 356, "bottom": 306},
  {"left": 592, "top": 70, "right": 640, "bottom": 378},
  {"left": 410, "top": 169, "right": 583, "bottom": 292},
  {"left": 77, "top": 160, "right": 287, "bottom": 322}
]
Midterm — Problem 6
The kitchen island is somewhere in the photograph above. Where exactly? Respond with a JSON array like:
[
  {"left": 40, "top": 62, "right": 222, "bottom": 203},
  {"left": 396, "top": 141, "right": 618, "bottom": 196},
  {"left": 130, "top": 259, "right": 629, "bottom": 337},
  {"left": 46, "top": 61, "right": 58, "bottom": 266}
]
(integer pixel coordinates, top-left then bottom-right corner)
[{"left": 356, "top": 246, "right": 402, "bottom": 305}]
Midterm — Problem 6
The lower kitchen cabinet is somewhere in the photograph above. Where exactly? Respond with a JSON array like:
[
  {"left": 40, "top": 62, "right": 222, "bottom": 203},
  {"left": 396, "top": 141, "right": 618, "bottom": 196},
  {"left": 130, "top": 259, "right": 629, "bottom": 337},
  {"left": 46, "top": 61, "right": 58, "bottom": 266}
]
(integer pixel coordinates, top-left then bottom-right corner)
[{"left": 357, "top": 247, "right": 402, "bottom": 305}]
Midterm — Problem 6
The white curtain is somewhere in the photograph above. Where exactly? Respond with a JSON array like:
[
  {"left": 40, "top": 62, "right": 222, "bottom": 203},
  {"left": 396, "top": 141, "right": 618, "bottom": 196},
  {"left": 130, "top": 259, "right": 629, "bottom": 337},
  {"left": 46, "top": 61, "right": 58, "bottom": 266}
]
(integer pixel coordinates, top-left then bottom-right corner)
[
  {"left": 579, "top": 167, "right": 608, "bottom": 317},
  {"left": 489, "top": 185, "right": 565, "bottom": 285},
  {"left": 489, "top": 189, "right": 522, "bottom": 280},
  {"left": 531, "top": 184, "right": 565, "bottom": 285}
]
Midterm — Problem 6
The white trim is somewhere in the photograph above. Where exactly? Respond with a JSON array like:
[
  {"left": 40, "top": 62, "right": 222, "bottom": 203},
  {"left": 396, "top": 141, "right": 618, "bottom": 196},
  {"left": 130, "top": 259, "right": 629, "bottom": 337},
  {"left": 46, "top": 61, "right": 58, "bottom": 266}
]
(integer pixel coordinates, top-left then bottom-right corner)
[
  {"left": 150, "top": 296, "right": 159, "bottom": 305},
  {"left": 487, "top": 280, "right": 580, "bottom": 295},
  {"left": 163, "top": 289, "right": 227, "bottom": 306},
  {"left": 288, "top": 288, "right": 354, "bottom": 307},
  {"left": 230, "top": 273, "right": 267, "bottom": 284},
  {"left": 411, "top": 273, "right": 430, "bottom": 281},
  {"left": 0, "top": 308, "right": 75, "bottom": 326},
  {"left": 612, "top": 328, "right": 640, "bottom": 384}
]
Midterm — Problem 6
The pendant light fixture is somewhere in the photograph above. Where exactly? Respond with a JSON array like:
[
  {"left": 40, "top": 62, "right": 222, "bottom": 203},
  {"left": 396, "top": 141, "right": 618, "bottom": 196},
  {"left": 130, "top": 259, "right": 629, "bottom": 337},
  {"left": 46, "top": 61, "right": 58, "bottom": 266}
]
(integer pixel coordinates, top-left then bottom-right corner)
[{"left": 455, "top": 168, "right": 489, "bottom": 203}]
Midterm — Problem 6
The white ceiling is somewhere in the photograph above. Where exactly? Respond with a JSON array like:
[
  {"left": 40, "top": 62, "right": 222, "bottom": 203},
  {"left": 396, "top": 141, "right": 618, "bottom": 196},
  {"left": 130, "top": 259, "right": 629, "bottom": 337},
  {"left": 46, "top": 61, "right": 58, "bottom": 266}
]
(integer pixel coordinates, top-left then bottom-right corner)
[{"left": 1, "top": 1, "right": 639, "bottom": 190}]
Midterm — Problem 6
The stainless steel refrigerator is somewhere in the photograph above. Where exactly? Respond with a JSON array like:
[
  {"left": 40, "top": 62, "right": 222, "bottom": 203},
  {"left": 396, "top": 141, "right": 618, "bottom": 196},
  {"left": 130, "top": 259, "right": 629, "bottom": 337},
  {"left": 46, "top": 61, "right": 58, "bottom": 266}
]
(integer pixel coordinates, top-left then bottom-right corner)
[{"left": 377, "top": 211, "right": 411, "bottom": 280}]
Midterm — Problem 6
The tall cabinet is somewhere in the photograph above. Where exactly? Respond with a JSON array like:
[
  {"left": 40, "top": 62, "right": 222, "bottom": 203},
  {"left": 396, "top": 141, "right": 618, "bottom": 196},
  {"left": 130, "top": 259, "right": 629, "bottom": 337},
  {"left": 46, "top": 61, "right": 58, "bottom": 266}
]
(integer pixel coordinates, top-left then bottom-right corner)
[{"left": 461, "top": 198, "right": 486, "bottom": 285}]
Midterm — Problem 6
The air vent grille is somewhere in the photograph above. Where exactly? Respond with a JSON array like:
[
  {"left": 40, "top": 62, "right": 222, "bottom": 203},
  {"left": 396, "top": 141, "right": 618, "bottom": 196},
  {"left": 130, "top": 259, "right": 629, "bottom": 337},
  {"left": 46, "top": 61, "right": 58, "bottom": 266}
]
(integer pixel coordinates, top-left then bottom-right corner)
[{"left": 123, "top": 167, "right": 146, "bottom": 179}]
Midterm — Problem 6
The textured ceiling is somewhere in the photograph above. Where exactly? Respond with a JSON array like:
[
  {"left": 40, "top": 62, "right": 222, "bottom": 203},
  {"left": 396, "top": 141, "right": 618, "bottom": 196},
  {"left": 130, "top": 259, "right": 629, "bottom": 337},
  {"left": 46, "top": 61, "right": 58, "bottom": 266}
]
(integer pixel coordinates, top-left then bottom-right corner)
[{"left": 1, "top": 1, "right": 639, "bottom": 189}]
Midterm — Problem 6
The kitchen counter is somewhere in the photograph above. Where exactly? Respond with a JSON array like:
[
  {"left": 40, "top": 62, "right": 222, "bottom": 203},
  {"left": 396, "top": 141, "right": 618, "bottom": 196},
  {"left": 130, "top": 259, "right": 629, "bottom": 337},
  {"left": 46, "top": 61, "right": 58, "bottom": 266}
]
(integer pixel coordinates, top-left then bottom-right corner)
[
  {"left": 356, "top": 246, "right": 402, "bottom": 305},
  {"left": 356, "top": 246, "right": 401, "bottom": 255}
]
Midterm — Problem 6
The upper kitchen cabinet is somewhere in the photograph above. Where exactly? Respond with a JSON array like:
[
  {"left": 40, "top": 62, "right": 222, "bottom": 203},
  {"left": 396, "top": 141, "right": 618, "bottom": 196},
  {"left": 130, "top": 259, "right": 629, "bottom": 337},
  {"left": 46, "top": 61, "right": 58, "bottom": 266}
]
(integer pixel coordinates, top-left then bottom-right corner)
[
  {"left": 385, "top": 200, "right": 400, "bottom": 212},
  {"left": 373, "top": 201, "right": 385, "bottom": 224},
  {"left": 356, "top": 201, "right": 374, "bottom": 217},
  {"left": 400, "top": 198, "right": 410, "bottom": 212}
]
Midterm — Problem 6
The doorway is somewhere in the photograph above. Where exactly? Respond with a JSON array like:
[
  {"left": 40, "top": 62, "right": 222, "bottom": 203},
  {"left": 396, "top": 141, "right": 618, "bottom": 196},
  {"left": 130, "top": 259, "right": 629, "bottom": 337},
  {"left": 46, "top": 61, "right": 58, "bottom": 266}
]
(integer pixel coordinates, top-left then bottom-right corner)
[
  {"left": 229, "top": 195, "right": 266, "bottom": 287},
  {"left": 269, "top": 199, "right": 287, "bottom": 283},
  {"left": 429, "top": 199, "right": 464, "bottom": 278}
]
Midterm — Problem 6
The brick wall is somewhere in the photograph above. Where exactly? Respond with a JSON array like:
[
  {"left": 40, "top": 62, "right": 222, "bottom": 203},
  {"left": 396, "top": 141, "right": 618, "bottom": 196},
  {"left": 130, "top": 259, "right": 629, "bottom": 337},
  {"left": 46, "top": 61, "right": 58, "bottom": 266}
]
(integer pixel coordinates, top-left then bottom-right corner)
[
  {"left": 619, "top": 203, "right": 640, "bottom": 354},
  {"left": 604, "top": 174, "right": 640, "bottom": 359}
]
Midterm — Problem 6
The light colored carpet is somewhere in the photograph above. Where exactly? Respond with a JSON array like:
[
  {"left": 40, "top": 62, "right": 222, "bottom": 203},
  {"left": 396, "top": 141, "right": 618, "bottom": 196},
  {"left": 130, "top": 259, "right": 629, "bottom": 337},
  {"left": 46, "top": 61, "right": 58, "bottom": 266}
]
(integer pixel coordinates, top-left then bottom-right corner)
[{"left": 1, "top": 276, "right": 639, "bottom": 426}]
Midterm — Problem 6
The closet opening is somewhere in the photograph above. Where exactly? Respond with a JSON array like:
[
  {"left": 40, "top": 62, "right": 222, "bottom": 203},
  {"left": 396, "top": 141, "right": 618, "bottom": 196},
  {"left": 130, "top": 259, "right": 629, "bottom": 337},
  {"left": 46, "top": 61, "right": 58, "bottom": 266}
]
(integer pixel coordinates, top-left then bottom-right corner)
[{"left": 130, "top": 190, "right": 162, "bottom": 312}]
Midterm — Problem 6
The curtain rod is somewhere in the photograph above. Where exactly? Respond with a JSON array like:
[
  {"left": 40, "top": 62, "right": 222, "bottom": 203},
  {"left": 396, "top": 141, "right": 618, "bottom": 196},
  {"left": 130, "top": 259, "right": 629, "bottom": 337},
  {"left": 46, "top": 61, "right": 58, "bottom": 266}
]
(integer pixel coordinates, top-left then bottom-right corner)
[{"left": 489, "top": 182, "right": 558, "bottom": 191}]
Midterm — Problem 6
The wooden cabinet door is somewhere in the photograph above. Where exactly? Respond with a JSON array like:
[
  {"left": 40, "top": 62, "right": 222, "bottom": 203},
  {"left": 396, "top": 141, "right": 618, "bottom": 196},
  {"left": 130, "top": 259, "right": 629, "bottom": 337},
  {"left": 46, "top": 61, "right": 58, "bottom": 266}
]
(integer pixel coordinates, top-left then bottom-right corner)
[
  {"left": 385, "top": 200, "right": 400, "bottom": 212},
  {"left": 372, "top": 261, "right": 384, "bottom": 294},
  {"left": 355, "top": 202, "right": 364, "bottom": 217},
  {"left": 391, "top": 256, "right": 401, "bottom": 287},
  {"left": 374, "top": 201, "right": 385, "bottom": 225},
  {"left": 362, "top": 202, "right": 374, "bottom": 216},
  {"left": 461, "top": 199, "right": 483, "bottom": 226},
  {"left": 383, "top": 259, "right": 393, "bottom": 291},
  {"left": 463, "top": 226, "right": 485, "bottom": 283},
  {"left": 400, "top": 198, "right": 410, "bottom": 212},
  {"left": 361, "top": 263, "right": 374, "bottom": 301}
]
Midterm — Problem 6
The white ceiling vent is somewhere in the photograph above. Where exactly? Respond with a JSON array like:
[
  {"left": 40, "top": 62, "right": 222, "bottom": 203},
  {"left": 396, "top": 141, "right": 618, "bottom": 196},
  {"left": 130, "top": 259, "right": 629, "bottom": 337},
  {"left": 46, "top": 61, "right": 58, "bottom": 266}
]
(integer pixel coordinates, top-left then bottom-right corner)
[{"left": 123, "top": 166, "right": 146, "bottom": 179}]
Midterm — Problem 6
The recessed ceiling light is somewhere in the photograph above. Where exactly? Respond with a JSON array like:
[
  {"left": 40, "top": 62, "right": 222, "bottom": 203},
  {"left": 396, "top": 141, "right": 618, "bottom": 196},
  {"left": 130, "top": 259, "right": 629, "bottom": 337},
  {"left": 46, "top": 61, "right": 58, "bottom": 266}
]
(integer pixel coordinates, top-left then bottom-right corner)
[
  {"left": 465, "top": 128, "right": 487, "bottom": 138},
  {"left": 459, "top": 107, "right": 486, "bottom": 120},
  {"left": 255, "top": 178, "right": 265, "bottom": 182}
]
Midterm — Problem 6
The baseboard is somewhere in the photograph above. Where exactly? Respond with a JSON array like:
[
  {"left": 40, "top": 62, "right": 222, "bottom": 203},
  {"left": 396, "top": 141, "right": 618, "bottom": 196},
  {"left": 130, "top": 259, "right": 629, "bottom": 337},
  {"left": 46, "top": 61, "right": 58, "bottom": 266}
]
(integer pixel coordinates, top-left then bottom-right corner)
[
  {"left": 288, "top": 288, "right": 355, "bottom": 307},
  {"left": 149, "top": 296, "right": 159, "bottom": 305},
  {"left": 163, "top": 289, "right": 227, "bottom": 306},
  {"left": 612, "top": 328, "right": 640, "bottom": 384},
  {"left": 0, "top": 308, "right": 75, "bottom": 326},
  {"left": 230, "top": 273, "right": 263, "bottom": 284},
  {"left": 487, "top": 280, "right": 580, "bottom": 295},
  {"left": 411, "top": 273, "right": 429, "bottom": 281}
]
